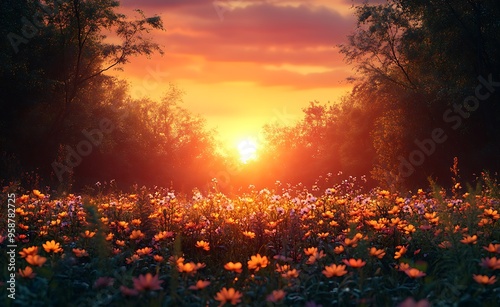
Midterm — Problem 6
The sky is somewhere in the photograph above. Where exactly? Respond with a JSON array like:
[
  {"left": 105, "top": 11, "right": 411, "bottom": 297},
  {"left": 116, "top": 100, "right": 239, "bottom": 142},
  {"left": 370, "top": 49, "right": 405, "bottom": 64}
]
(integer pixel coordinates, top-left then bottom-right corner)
[{"left": 113, "top": 0, "right": 378, "bottom": 148}]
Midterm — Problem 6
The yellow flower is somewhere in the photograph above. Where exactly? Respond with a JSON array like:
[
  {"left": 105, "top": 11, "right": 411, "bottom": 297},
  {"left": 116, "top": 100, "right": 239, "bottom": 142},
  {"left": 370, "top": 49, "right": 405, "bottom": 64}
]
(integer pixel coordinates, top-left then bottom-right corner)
[
  {"left": 195, "top": 240, "right": 210, "bottom": 251},
  {"left": 242, "top": 231, "right": 256, "bottom": 239},
  {"left": 247, "top": 254, "right": 269, "bottom": 271},
  {"left": 473, "top": 274, "right": 497, "bottom": 285},
  {"left": 43, "top": 240, "right": 63, "bottom": 253},
  {"left": 189, "top": 280, "right": 211, "bottom": 290},
  {"left": 322, "top": 264, "right": 347, "bottom": 277},
  {"left": 224, "top": 262, "right": 243, "bottom": 273},
  {"left": 133, "top": 273, "right": 163, "bottom": 291},
  {"left": 18, "top": 266, "right": 36, "bottom": 279},
  {"left": 214, "top": 287, "right": 242, "bottom": 306}
]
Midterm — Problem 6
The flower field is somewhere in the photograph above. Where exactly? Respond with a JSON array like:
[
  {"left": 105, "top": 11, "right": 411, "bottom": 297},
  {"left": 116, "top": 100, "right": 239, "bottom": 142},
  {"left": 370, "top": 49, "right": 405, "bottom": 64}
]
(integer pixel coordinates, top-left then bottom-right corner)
[{"left": 1, "top": 173, "right": 500, "bottom": 306}]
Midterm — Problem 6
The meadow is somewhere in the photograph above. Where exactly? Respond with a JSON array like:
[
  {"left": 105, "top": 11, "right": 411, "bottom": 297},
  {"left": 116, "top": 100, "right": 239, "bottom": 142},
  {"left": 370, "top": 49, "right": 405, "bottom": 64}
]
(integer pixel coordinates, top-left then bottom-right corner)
[{"left": 1, "top": 170, "right": 500, "bottom": 306}]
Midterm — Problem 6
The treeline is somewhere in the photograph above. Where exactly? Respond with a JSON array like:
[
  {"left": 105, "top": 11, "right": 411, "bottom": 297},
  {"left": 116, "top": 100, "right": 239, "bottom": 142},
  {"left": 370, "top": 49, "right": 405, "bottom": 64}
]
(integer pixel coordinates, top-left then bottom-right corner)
[
  {"left": 0, "top": 0, "right": 224, "bottom": 192},
  {"left": 249, "top": 0, "right": 500, "bottom": 190},
  {"left": 1, "top": 0, "right": 500, "bottom": 193}
]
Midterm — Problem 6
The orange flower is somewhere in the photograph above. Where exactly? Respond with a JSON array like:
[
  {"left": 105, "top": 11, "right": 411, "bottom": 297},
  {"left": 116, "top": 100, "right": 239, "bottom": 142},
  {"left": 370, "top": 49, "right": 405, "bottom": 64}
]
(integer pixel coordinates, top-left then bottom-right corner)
[
  {"left": 438, "top": 241, "right": 452, "bottom": 249},
  {"left": 395, "top": 246, "right": 408, "bottom": 259},
  {"left": 18, "top": 266, "right": 36, "bottom": 279},
  {"left": 120, "top": 286, "right": 139, "bottom": 297},
  {"left": 136, "top": 247, "right": 153, "bottom": 256},
  {"left": 473, "top": 274, "right": 497, "bottom": 285},
  {"left": 334, "top": 245, "right": 345, "bottom": 254},
  {"left": 397, "top": 262, "right": 411, "bottom": 272},
  {"left": 344, "top": 237, "right": 358, "bottom": 247},
  {"left": 460, "top": 235, "right": 477, "bottom": 245},
  {"left": 153, "top": 255, "right": 164, "bottom": 262},
  {"left": 484, "top": 208, "right": 500, "bottom": 220},
  {"left": 214, "top": 287, "right": 242, "bottom": 306},
  {"left": 26, "top": 255, "right": 47, "bottom": 267},
  {"left": 195, "top": 240, "right": 210, "bottom": 251},
  {"left": 105, "top": 233, "right": 114, "bottom": 241},
  {"left": 479, "top": 257, "right": 500, "bottom": 270},
  {"left": 131, "top": 219, "right": 142, "bottom": 226},
  {"left": 224, "top": 262, "right": 243, "bottom": 273},
  {"left": 266, "top": 289, "right": 286, "bottom": 303},
  {"left": 322, "top": 264, "right": 348, "bottom": 277},
  {"left": 342, "top": 258, "right": 366, "bottom": 268},
  {"left": 154, "top": 231, "right": 174, "bottom": 241},
  {"left": 282, "top": 269, "right": 300, "bottom": 279},
  {"left": 304, "top": 247, "right": 318, "bottom": 256},
  {"left": 483, "top": 243, "right": 500, "bottom": 254},
  {"left": 189, "top": 280, "right": 211, "bottom": 290},
  {"left": 369, "top": 247, "right": 386, "bottom": 259},
  {"left": 306, "top": 250, "right": 326, "bottom": 265},
  {"left": 178, "top": 262, "right": 206, "bottom": 275},
  {"left": 43, "top": 240, "right": 63, "bottom": 253},
  {"left": 115, "top": 240, "right": 125, "bottom": 247},
  {"left": 81, "top": 230, "right": 96, "bottom": 238},
  {"left": 126, "top": 254, "right": 140, "bottom": 264},
  {"left": 248, "top": 254, "right": 269, "bottom": 271},
  {"left": 405, "top": 268, "right": 426, "bottom": 278},
  {"left": 242, "top": 231, "right": 256, "bottom": 239},
  {"left": 19, "top": 246, "right": 38, "bottom": 258},
  {"left": 133, "top": 273, "right": 163, "bottom": 291},
  {"left": 317, "top": 232, "right": 329, "bottom": 239},
  {"left": 129, "top": 230, "right": 145, "bottom": 240},
  {"left": 72, "top": 248, "right": 89, "bottom": 257}
]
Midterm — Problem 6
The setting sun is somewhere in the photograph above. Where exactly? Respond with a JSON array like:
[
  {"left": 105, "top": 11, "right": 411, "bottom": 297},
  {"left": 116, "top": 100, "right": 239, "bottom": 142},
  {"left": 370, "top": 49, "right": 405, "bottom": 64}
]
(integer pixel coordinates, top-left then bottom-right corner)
[{"left": 237, "top": 138, "right": 258, "bottom": 163}]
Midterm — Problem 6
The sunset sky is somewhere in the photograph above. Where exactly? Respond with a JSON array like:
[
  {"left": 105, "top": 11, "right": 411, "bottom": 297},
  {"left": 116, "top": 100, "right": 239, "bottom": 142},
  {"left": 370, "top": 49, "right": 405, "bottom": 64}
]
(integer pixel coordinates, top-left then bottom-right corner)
[{"left": 114, "top": 0, "right": 378, "bottom": 148}]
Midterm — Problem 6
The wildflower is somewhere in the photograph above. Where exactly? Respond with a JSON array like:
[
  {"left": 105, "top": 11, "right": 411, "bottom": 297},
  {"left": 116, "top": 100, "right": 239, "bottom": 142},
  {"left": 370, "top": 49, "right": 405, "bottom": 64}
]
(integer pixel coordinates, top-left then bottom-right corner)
[
  {"left": 214, "top": 287, "right": 242, "bottom": 306},
  {"left": 405, "top": 268, "right": 426, "bottom": 278},
  {"left": 397, "top": 263, "right": 411, "bottom": 272},
  {"left": 129, "top": 230, "right": 145, "bottom": 240},
  {"left": 26, "top": 255, "right": 47, "bottom": 267},
  {"left": 33, "top": 189, "right": 45, "bottom": 199},
  {"left": 105, "top": 233, "right": 114, "bottom": 241},
  {"left": 479, "top": 257, "right": 500, "bottom": 270},
  {"left": 135, "top": 247, "right": 152, "bottom": 257},
  {"left": 195, "top": 240, "right": 210, "bottom": 251},
  {"left": 43, "top": 240, "right": 63, "bottom": 253},
  {"left": 120, "top": 286, "right": 139, "bottom": 297},
  {"left": 18, "top": 266, "right": 36, "bottom": 279},
  {"left": 243, "top": 231, "right": 256, "bottom": 239},
  {"left": 317, "top": 232, "right": 329, "bottom": 239},
  {"left": 322, "top": 264, "right": 348, "bottom": 277},
  {"left": 334, "top": 245, "right": 345, "bottom": 254},
  {"left": 224, "top": 262, "right": 243, "bottom": 273},
  {"left": 248, "top": 254, "right": 269, "bottom": 271},
  {"left": 154, "top": 231, "right": 174, "bottom": 241},
  {"left": 189, "top": 280, "right": 211, "bottom": 290},
  {"left": 304, "top": 247, "right": 318, "bottom": 256},
  {"left": 266, "top": 289, "right": 286, "bottom": 303},
  {"left": 369, "top": 247, "right": 386, "bottom": 259},
  {"left": 81, "top": 230, "right": 96, "bottom": 238},
  {"left": 282, "top": 268, "right": 300, "bottom": 278},
  {"left": 395, "top": 246, "right": 408, "bottom": 259},
  {"left": 344, "top": 237, "right": 358, "bottom": 247},
  {"left": 126, "top": 254, "right": 140, "bottom": 264},
  {"left": 306, "top": 250, "right": 326, "bottom": 264},
  {"left": 460, "top": 235, "right": 477, "bottom": 245},
  {"left": 131, "top": 219, "right": 141, "bottom": 226},
  {"left": 388, "top": 206, "right": 400, "bottom": 214},
  {"left": 342, "top": 258, "right": 366, "bottom": 268},
  {"left": 115, "top": 240, "right": 125, "bottom": 247},
  {"left": 72, "top": 248, "right": 89, "bottom": 257},
  {"left": 19, "top": 246, "right": 38, "bottom": 258},
  {"left": 133, "top": 273, "right": 163, "bottom": 291},
  {"left": 438, "top": 241, "right": 452, "bottom": 249},
  {"left": 93, "top": 277, "right": 114, "bottom": 289},
  {"left": 178, "top": 261, "right": 206, "bottom": 275},
  {"left": 153, "top": 255, "right": 164, "bottom": 262},
  {"left": 484, "top": 208, "right": 500, "bottom": 220},
  {"left": 473, "top": 274, "right": 497, "bottom": 285},
  {"left": 403, "top": 224, "right": 416, "bottom": 234},
  {"left": 483, "top": 243, "right": 500, "bottom": 254}
]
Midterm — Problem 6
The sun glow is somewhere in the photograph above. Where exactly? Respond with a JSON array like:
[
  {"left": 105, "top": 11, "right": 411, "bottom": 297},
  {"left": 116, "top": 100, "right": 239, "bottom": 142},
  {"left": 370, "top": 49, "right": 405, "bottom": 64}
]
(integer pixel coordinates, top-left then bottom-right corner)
[{"left": 237, "top": 138, "right": 258, "bottom": 163}]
